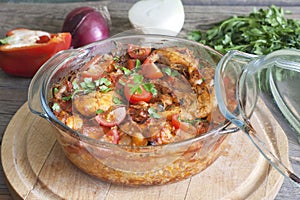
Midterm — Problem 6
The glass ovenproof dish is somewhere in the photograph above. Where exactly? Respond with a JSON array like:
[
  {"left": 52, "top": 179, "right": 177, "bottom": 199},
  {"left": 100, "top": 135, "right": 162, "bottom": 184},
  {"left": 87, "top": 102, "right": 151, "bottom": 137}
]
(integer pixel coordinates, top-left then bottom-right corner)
[
  {"left": 28, "top": 34, "right": 236, "bottom": 185},
  {"left": 28, "top": 33, "right": 300, "bottom": 187}
]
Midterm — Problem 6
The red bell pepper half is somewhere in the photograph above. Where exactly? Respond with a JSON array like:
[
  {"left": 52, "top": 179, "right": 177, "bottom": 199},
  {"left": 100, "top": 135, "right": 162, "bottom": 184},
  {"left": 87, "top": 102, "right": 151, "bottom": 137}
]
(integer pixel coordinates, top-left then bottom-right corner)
[{"left": 0, "top": 28, "right": 72, "bottom": 77}]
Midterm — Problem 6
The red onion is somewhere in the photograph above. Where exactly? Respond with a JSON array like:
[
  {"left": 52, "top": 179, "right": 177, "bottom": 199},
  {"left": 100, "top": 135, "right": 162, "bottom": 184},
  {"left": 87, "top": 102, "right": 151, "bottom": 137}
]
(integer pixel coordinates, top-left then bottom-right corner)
[{"left": 62, "top": 6, "right": 110, "bottom": 48}]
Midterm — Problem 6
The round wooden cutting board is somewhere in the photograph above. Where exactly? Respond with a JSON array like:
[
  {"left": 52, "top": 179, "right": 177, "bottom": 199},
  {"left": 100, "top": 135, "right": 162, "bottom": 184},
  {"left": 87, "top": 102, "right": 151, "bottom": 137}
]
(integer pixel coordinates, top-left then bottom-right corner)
[{"left": 1, "top": 101, "right": 290, "bottom": 200}]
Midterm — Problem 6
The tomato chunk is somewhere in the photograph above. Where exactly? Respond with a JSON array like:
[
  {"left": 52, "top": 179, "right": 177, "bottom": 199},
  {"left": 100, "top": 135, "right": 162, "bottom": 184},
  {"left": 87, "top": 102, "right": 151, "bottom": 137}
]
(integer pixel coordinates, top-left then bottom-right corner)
[
  {"left": 171, "top": 114, "right": 181, "bottom": 129},
  {"left": 124, "top": 84, "right": 152, "bottom": 104},
  {"left": 127, "top": 44, "right": 151, "bottom": 61},
  {"left": 171, "top": 114, "right": 190, "bottom": 132},
  {"left": 106, "top": 128, "right": 120, "bottom": 144}
]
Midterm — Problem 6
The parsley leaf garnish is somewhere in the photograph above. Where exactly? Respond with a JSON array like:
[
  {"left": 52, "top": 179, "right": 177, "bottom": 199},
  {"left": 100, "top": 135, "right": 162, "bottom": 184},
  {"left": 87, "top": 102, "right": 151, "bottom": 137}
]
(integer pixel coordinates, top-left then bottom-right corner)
[
  {"left": 95, "top": 78, "right": 111, "bottom": 86},
  {"left": 53, "top": 87, "right": 59, "bottom": 94},
  {"left": 95, "top": 77, "right": 112, "bottom": 93},
  {"left": 162, "top": 67, "right": 179, "bottom": 77},
  {"left": 122, "top": 67, "right": 131, "bottom": 75},
  {"left": 143, "top": 83, "right": 157, "bottom": 96},
  {"left": 113, "top": 56, "right": 120, "bottom": 62},
  {"left": 135, "top": 59, "right": 142, "bottom": 69},
  {"left": 96, "top": 109, "right": 104, "bottom": 114},
  {"left": 148, "top": 107, "right": 160, "bottom": 119},
  {"left": 62, "top": 96, "right": 71, "bottom": 101},
  {"left": 113, "top": 96, "right": 124, "bottom": 105},
  {"left": 52, "top": 102, "right": 61, "bottom": 112},
  {"left": 128, "top": 74, "right": 157, "bottom": 96},
  {"left": 80, "top": 78, "right": 95, "bottom": 89}
]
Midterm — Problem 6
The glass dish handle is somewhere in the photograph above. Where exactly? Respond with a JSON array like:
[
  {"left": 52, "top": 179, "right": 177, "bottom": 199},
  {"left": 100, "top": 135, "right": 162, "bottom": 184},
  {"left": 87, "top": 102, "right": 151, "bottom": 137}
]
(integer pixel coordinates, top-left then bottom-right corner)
[
  {"left": 215, "top": 50, "right": 300, "bottom": 187},
  {"left": 243, "top": 120, "right": 300, "bottom": 187}
]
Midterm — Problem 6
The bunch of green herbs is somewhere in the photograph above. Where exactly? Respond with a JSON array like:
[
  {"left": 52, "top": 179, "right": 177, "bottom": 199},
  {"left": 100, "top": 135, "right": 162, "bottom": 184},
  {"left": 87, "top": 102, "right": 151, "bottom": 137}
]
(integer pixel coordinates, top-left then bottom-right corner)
[
  {"left": 188, "top": 5, "right": 300, "bottom": 93},
  {"left": 188, "top": 5, "right": 300, "bottom": 55}
]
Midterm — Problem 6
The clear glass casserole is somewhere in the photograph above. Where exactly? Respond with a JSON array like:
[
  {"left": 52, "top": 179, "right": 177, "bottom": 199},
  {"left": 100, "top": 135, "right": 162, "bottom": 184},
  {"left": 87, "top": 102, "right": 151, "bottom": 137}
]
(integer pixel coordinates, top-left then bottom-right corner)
[{"left": 28, "top": 35, "right": 236, "bottom": 185}]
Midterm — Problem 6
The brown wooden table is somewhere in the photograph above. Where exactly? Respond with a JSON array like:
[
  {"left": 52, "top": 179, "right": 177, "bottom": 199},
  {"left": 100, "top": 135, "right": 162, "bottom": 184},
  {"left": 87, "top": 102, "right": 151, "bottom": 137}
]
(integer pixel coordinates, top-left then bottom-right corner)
[{"left": 0, "top": 1, "right": 299, "bottom": 199}]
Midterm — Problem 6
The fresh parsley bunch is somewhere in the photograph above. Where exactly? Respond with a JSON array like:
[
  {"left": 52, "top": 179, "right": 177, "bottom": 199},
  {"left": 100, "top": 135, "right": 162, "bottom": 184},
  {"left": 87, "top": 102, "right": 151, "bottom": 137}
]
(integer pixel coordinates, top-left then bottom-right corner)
[
  {"left": 188, "top": 5, "right": 300, "bottom": 55},
  {"left": 188, "top": 5, "right": 300, "bottom": 91}
]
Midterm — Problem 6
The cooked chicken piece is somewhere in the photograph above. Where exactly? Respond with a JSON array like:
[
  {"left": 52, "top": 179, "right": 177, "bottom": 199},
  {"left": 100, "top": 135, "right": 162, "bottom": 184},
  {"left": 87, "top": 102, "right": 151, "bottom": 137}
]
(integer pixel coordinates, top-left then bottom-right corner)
[
  {"left": 66, "top": 115, "right": 83, "bottom": 130},
  {"left": 146, "top": 47, "right": 216, "bottom": 118},
  {"left": 73, "top": 91, "right": 116, "bottom": 117}
]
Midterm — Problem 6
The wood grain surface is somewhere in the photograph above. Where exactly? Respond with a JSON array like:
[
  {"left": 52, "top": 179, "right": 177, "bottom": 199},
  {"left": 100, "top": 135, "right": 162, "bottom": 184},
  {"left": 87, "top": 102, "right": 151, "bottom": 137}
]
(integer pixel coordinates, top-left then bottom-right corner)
[
  {"left": 0, "top": 1, "right": 300, "bottom": 199},
  {"left": 1, "top": 101, "right": 288, "bottom": 199}
]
